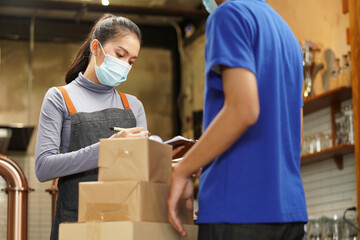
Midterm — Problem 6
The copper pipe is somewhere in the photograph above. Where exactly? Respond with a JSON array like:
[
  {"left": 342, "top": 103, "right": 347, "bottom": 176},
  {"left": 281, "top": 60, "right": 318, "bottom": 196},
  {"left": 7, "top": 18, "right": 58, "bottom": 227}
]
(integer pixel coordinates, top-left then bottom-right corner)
[
  {"left": 0, "top": 154, "right": 33, "bottom": 240},
  {"left": 45, "top": 178, "right": 58, "bottom": 221}
]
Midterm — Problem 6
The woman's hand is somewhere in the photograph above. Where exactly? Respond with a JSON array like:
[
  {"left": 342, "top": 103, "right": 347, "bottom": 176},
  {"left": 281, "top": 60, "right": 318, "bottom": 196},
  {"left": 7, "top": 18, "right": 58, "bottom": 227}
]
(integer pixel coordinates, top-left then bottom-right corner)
[
  {"left": 171, "top": 145, "right": 185, "bottom": 168},
  {"left": 109, "top": 127, "right": 148, "bottom": 138},
  {"left": 172, "top": 145, "right": 185, "bottom": 158}
]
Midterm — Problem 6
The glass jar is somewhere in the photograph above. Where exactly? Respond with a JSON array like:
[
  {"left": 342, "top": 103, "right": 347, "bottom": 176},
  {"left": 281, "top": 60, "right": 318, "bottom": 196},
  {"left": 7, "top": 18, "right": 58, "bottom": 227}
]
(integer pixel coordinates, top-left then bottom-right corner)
[
  {"left": 303, "top": 46, "right": 314, "bottom": 99},
  {"left": 341, "top": 54, "right": 352, "bottom": 87},
  {"left": 320, "top": 133, "right": 332, "bottom": 150},
  {"left": 301, "top": 140, "right": 307, "bottom": 156},
  {"left": 320, "top": 217, "right": 334, "bottom": 240},
  {"left": 314, "top": 133, "right": 321, "bottom": 152},
  {"left": 330, "top": 58, "right": 342, "bottom": 89},
  {"left": 343, "top": 105, "right": 354, "bottom": 145},
  {"left": 340, "top": 208, "right": 358, "bottom": 240},
  {"left": 309, "top": 135, "right": 317, "bottom": 154},
  {"left": 342, "top": 217, "right": 358, "bottom": 240},
  {"left": 346, "top": 51, "right": 352, "bottom": 87},
  {"left": 337, "top": 58, "right": 345, "bottom": 87},
  {"left": 335, "top": 112, "right": 345, "bottom": 145},
  {"left": 333, "top": 215, "right": 340, "bottom": 240},
  {"left": 302, "top": 136, "right": 312, "bottom": 155},
  {"left": 308, "top": 219, "right": 321, "bottom": 240}
]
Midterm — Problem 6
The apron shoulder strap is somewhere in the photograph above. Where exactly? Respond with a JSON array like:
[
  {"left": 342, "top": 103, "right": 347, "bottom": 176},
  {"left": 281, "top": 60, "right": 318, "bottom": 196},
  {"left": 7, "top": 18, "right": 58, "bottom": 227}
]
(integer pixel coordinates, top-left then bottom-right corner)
[
  {"left": 117, "top": 91, "right": 130, "bottom": 110},
  {"left": 57, "top": 86, "right": 77, "bottom": 114}
]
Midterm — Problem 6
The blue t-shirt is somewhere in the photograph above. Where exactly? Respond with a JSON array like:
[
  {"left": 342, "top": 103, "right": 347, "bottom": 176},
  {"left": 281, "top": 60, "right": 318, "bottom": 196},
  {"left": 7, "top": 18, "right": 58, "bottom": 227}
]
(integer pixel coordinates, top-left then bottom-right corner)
[{"left": 197, "top": 0, "right": 308, "bottom": 224}]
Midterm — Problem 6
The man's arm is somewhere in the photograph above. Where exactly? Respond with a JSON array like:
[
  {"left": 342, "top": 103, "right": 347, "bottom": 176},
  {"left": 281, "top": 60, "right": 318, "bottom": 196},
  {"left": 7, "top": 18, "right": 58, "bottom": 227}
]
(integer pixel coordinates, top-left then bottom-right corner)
[
  {"left": 167, "top": 66, "right": 260, "bottom": 236},
  {"left": 174, "top": 66, "right": 259, "bottom": 178},
  {"left": 301, "top": 108, "right": 303, "bottom": 150}
]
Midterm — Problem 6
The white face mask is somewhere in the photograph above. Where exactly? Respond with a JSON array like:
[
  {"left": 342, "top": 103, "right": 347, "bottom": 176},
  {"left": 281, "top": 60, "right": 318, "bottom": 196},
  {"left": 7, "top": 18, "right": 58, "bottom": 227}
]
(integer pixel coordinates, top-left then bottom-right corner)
[
  {"left": 203, "top": 0, "right": 218, "bottom": 14},
  {"left": 94, "top": 40, "right": 132, "bottom": 87}
]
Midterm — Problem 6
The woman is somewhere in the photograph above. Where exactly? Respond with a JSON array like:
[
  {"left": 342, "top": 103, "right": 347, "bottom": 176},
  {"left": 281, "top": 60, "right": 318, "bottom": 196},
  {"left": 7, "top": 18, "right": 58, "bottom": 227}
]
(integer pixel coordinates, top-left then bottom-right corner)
[{"left": 35, "top": 14, "right": 148, "bottom": 240}]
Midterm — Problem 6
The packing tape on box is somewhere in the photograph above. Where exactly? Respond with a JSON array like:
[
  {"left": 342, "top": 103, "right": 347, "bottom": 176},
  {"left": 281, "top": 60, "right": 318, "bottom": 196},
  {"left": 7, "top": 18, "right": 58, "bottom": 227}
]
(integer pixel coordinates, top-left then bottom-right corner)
[
  {"left": 82, "top": 183, "right": 138, "bottom": 221},
  {"left": 98, "top": 144, "right": 134, "bottom": 167},
  {"left": 86, "top": 222, "right": 101, "bottom": 240},
  {"left": 84, "top": 203, "right": 130, "bottom": 221},
  {"left": 101, "top": 147, "right": 134, "bottom": 168}
]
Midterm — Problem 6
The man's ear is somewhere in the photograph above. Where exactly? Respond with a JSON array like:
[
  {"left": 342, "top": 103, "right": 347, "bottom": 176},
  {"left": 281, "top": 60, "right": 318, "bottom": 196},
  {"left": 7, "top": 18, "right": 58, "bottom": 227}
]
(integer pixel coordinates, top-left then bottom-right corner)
[{"left": 90, "top": 39, "right": 100, "bottom": 57}]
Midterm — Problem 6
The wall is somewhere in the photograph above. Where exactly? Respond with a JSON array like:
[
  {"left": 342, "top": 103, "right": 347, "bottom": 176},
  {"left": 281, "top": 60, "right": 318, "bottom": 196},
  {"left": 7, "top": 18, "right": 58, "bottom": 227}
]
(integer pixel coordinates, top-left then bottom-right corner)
[
  {"left": 0, "top": 40, "right": 174, "bottom": 152},
  {"left": 181, "top": 0, "right": 354, "bottom": 219},
  {"left": 268, "top": 0, "right": 351, "bottom": 95},
  {"left": 181, "top": 35, "right": 206, "bottom": 137},
  {"left": 119, "top": 47, "right": 173, "bottom": 141},
  {"left": 0, "top": 39, "right": 174, "bottom": 239},
  {"left": 0, "top": 40, "right": 81, "bottom": 156}
]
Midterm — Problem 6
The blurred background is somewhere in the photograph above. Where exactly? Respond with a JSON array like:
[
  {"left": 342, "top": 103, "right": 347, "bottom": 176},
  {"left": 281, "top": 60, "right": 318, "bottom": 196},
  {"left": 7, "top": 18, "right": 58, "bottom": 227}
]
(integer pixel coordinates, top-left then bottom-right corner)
[{"left": 0, "top": 0, "right": 356, "bottom": 239}]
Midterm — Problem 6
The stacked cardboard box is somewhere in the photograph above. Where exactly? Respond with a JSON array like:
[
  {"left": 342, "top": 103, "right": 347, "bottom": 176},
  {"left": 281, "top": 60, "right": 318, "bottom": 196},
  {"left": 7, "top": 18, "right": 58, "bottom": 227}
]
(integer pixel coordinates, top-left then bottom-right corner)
[{"left": 59, "top": 138, "right": 198, "bottom": 239}]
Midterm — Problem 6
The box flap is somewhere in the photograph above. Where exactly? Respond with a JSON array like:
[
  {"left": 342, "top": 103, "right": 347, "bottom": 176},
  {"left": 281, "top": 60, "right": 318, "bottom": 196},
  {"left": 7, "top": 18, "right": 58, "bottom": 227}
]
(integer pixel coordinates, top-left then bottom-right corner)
[
  {"left": 148, "top": 139, "right": 172, "bottom": 183},
  {"left": 98, "top": 138, "right": 148, "bottom": 180},
  {"left": 98, "top": 138, "right": 172, "bottom": 183},
  {"left": 78, "top": 181, "right": 140, "bottom": 222}
]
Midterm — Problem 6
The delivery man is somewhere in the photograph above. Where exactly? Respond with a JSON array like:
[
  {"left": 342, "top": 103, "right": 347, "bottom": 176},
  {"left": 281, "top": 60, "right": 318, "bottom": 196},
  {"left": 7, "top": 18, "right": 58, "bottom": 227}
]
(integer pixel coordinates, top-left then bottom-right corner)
[{"left": 167, "top": 0, "right": 307, "bottom": 239}]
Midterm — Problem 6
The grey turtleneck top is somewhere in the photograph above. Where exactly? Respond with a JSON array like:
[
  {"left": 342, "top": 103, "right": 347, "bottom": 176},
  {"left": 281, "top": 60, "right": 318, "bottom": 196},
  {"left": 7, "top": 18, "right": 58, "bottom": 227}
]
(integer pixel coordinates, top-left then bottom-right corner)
[{"left": 35, "top": 73, "right": 147, "bottom": 182}]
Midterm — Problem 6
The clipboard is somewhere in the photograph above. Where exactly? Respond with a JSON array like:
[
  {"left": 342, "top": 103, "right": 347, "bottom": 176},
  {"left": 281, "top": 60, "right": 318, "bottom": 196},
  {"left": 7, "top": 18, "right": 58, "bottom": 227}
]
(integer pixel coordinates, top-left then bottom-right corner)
[{"left": 164, "top": 136, "right": 196, "bottom": 159}]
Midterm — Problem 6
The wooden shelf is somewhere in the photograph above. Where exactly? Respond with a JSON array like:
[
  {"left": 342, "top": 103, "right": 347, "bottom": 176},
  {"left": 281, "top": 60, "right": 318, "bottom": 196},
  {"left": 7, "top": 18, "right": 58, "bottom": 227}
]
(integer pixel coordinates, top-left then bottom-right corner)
[
  {"left": 343, "top": 0, "right": 349, "bottom": 14},
  {"left": 301, "top": 144, "right": 354, "bottom": 169},
  {"left": 303, "top": 87, "right": 352, "bottom": 115}
]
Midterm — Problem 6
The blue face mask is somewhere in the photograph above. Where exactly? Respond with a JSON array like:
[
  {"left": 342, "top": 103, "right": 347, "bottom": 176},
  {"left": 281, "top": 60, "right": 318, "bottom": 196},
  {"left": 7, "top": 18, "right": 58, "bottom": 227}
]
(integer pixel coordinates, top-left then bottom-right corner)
[
  {"left": 94, "top": 41, "right": 132, "bottom": 87},
  {"left": 203, "top": 0, "right": 218, "bottom": 14}
]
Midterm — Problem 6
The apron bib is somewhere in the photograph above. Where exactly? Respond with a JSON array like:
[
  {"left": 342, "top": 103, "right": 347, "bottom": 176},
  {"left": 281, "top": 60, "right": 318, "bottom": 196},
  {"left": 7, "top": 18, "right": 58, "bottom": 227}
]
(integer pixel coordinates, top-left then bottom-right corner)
[{"left": 50, "top": 87, "right": 136, "bottom": 240}]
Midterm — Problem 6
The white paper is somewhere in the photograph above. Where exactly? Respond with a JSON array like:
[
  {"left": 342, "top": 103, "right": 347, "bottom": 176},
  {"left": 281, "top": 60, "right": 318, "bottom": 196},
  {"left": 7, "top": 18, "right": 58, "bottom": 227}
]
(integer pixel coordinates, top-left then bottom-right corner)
[
  {"left": 172, "top": 157, "right": 183, "bottom": 163},
  {"left": 164, "top": 135, "right": 193, "bottom": 145}
]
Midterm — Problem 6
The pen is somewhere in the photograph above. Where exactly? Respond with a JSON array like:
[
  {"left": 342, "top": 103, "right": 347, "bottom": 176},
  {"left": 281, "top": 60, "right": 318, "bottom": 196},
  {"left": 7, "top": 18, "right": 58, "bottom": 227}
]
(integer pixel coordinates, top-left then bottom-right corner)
[
  {"left": 109, "top": 127, "right": 150, "bottom": 136},
  {"left": 109, "top": 127, "right": 127, "bottom": 132}
]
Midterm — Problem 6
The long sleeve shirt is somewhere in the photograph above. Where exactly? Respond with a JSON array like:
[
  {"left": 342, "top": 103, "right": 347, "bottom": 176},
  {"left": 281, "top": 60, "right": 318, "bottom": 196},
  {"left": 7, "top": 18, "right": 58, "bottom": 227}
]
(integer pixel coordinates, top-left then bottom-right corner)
[{"left": 35, "top": 73, "right": 147, "bottom": 182}]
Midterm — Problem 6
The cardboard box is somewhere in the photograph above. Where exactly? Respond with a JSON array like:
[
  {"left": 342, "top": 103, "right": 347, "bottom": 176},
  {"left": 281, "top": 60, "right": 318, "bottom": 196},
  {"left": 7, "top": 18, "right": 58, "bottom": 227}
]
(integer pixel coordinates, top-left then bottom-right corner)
[
  {"left": 59, "top": 221, "right": 198, "bottom": 240},
  {"left": 78, "top": 181, "right": 194, "bottom": 224},
  {"left": 98, "top": 138, "right": 172, "bottom": 184}
]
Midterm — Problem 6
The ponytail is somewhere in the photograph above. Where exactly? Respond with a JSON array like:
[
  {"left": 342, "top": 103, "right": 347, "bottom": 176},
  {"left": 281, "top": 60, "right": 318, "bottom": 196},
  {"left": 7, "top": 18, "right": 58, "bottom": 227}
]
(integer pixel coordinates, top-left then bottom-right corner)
[
  {"left": 65, "top": 37, "right": 91, "bottom": 84},
  {"left": 65, "top": 14, "right": 142, "bottom": 84}
]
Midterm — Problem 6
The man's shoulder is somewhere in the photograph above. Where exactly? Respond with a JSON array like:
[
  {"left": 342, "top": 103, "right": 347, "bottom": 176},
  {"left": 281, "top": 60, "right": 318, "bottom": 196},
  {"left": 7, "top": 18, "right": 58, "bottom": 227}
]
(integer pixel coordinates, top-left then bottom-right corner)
[{"left": 209, "top": 0, "right": 264, "bottom": 30}]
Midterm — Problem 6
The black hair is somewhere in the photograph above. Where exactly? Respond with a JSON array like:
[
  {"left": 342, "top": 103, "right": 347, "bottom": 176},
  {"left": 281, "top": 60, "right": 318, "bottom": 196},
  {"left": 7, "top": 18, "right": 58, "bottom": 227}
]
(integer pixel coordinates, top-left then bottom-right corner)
[{"left": 65, "top": 14, "right": 142, "bottom": 84}]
